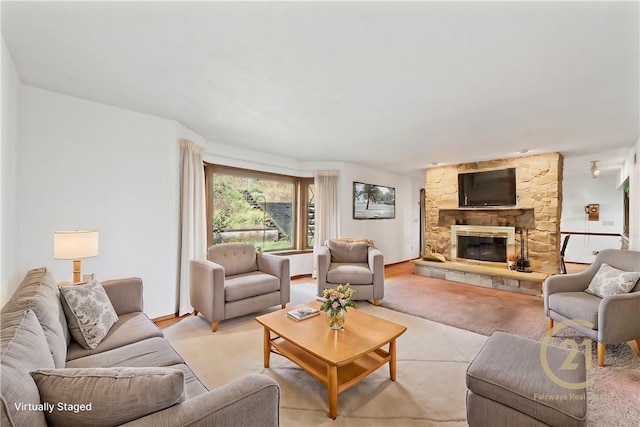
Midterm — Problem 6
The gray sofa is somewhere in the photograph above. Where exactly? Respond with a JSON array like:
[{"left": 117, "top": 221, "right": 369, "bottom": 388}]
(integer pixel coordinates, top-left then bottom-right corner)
[{"left": 1, "top": 267, "right": 280, "bottom": 427}]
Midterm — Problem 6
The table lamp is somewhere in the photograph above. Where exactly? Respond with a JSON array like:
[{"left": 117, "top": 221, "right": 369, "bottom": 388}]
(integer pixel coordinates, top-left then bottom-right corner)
[{"left": 54, "top": 230, "right": 99, "bottom": 283}]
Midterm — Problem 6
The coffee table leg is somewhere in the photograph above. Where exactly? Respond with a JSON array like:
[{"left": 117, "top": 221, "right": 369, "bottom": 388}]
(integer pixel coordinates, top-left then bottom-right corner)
[
  {"left": 328, "top": 365, "right": 338, "bottom": 419},
  {"left": 263, "top": 327, "right": 271, "bottom": 368},
  {"left": 389, "top": 339, "right": 397, "bottom": 381}
]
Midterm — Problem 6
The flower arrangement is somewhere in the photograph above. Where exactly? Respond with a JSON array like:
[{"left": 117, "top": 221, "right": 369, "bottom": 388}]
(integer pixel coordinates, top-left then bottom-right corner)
[{"left": 320, "top": 284, "right": 356, "bottom": 316}]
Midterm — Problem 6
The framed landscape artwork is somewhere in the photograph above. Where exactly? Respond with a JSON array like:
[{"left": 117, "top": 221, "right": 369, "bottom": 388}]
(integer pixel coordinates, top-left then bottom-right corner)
[{"left": 353, "top": 181, "right": 396, "bottom": 220}]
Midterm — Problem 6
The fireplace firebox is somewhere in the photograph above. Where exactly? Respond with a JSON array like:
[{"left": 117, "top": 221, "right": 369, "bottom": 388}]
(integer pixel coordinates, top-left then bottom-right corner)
[
  {"left": 457, "top": 235, "right": 507, "bottom": 262},
  {"left": 451, "top": 225, "right": 516, "bottom": 264}
]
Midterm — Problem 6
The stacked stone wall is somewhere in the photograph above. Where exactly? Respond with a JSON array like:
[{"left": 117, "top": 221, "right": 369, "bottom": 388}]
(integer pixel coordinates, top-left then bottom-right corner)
[{"left": 424, "top": 153, "right": 563, "bottom": 274}]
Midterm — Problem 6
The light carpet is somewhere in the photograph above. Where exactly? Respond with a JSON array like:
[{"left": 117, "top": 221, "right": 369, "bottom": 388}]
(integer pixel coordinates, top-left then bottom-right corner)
[
  {"left": 163, "top": 282, "right": 487, "bottom": 426},
  {"left": 163, "top": 280, "right": 640, "bottom": 426}
]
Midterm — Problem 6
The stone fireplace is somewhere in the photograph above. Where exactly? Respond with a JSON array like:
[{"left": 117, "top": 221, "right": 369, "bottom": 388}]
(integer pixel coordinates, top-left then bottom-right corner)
[
  {"left": 423, "top": 152, "right": 563, "bottom": 274},
  {"left": 451, "top": 225, "right": 516, "bottom": 264}
]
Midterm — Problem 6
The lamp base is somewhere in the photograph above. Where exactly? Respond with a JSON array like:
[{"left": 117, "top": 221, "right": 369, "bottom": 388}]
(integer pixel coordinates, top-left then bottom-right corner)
[{"left": 73, "top": 259, "right": 82, "bottom": 283}]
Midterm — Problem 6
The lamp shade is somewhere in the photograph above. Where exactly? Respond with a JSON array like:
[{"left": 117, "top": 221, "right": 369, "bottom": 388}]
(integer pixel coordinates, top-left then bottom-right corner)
[{"left": 54, "top": 230, "right": 99, "bottom": 259}]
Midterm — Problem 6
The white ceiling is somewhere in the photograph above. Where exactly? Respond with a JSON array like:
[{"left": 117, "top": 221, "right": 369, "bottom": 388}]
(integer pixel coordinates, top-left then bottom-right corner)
[{"left": 2, "top": 1, "right": 638, "bottom": 177}]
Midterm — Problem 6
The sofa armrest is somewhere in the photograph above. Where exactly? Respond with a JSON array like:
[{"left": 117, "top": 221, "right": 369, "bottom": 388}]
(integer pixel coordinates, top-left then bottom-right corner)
[
  {"left": 102, "top": 277, "right": 143, "bottom": 315},
  {"left": 598, "top": 291, "right": 640, "bottom": 343},
  {"left": 315, "top": 246, "right": 330, "bottom": 294},
  {"left": 257, "top": 253, "right": 290, "bottom": 305},
  {"left": 543, "top": 273, "right": 593, "bottom": 316},
  {"left": 120, "top": 374, "right": 280, "bottom": 427},
  {"left": 543, "top": 272, "right": 592, "bottom": 296},
  {"left": 190, "top": 259, "right": 225, "bottom": 323},
  {"left": 368, "top": 247, "right": 385, "bottom": 299},
  {"left": 256, "top": 253, "right": 288, "bottom": 279}
]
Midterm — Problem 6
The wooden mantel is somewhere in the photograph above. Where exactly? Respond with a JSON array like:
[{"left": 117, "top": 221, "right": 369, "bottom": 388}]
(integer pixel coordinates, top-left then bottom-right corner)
[{"left": 438, "top": 208, "right": 535, "bottom": 229}]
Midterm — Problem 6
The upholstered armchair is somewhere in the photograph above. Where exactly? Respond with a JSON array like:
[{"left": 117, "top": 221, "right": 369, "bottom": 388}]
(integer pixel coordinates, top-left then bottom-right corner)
[
  {"left": 316, "top": 239, "right": 384, "bottom": 306},
  {"left": 190, "top": 243, "right": 290, "bottom": 332},
  {"left": 543, "top": 249, "right": 640, "bottom": 366}
]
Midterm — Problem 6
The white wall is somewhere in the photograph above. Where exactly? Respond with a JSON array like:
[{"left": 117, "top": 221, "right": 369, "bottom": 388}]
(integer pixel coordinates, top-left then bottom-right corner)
[
  {"left": 337, "top": 162, "right": 422, "bottom": 264},
  {"left": 9, "top": 86, "right": 420, "bottom": 317},
  {"left": 18, "top": 87, "right": 180, "bottom": 318},
  {"left": 560, "top": 171, "right": 624, "bottom": 263},
  {"left": 1, "top": 37, "right": 22, "bottom": 305}
]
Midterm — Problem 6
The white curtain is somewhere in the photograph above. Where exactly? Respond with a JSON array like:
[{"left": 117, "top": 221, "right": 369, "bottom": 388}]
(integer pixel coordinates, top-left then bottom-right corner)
[
  {"left": 313, "top": 170, "right": 340, "bottom": 277},
  {"left": 177, "top": 139, "right": 206, "bottom": 316}
]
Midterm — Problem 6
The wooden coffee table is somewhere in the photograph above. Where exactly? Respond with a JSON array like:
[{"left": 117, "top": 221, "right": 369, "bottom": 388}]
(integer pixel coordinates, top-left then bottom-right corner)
[{"left": 255, "top": 301, "right": 407, "bottom": 419}]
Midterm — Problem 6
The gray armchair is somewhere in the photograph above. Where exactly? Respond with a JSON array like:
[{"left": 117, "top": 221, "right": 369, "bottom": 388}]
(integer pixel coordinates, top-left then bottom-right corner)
[
  {"left": 316, "top": 239, "right": 384, "bottom": 305},
  {"left": 190, "top": 243, "right": 290, "bottom": 332},
  {"left": 543, "top": 249, "right": 640, "bottom": 366}
]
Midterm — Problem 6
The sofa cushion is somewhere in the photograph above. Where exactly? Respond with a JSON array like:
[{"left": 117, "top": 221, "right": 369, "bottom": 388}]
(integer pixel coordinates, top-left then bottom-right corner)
[
  {"left": 1, "top": 309, "right": 54, "bottom": 427},
  {"left": 66, "top": 312, "right": 164, "bottom": 361},
  {"left": 208, "top": 243, "right": 258, "bottom": 277},
  {"left": 327, "top": 263, "right": 373, "bottom": 285},
  {"left": 31, "top": 367, "right": 186, "bottom": 427},
  {"left": 65, "top": 336, "right": 184, "bottom": 369},
  {"left": 167, "top": 363, "right": 208, "bottom": 398},
  {"left": 60, "top": 280, "right": 119, "bottom": 350},
  {"left": 585, "top": 263, "right": 640, "bottom": 298},
  {"left": 548, "top": 292, "right": 600, "bottom": 330},
  {"left": 327, "top": 240, "right": 369, "bottom": 263},
  {"left": 225, "top": 272, "right": 280, "bottom": 302},
  {"left": 1, "top": 267, "right": 69, "bottom": 367}
]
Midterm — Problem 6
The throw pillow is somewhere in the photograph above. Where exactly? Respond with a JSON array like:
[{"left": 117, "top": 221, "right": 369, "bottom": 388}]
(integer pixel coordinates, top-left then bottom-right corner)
[
  {"left": 60, "top": 280, "right": 119, "bottom": 350},
  {"left": 423, "top": 253, "right": 446, "bottom": 262},
  {"left": 584, "top": 263, "right": 640, "bottom": 298},
  {"left": 31, "top": 367, "right": 186, "bottom": 427}
]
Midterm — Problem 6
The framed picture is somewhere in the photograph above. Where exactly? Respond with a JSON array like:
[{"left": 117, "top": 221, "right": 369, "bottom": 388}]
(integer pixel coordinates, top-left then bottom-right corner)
[{"left": 353, "top": 181, "right": 396, "bottom": 220}]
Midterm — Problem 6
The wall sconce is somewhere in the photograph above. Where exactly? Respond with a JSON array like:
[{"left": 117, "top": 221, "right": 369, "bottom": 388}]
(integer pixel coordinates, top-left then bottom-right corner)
[
  {"left": 590, "top": 161, "right": 600, "bottom": 179},
  {"left": 54, "top": 230, "right": 99, "bottom": 283}
]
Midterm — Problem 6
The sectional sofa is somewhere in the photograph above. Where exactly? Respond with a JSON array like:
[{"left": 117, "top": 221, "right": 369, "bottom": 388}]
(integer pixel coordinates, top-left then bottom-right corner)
[{"left": 1, "top": 267, "right": 280, "bottom": 426}]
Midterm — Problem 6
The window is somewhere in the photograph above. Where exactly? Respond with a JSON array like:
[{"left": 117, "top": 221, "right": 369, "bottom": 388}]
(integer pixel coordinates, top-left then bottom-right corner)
[
  {"left": 304, "top": 180, "right": 315, "bottom": 249},
  {"left": 205, "top": 164, "right": 313, "bottom": 252}
]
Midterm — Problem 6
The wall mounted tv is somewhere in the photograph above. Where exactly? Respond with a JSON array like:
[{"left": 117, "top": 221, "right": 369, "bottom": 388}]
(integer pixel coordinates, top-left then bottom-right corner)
[{"left": 458, "top": 168, "right": 517, "bottom": 207}]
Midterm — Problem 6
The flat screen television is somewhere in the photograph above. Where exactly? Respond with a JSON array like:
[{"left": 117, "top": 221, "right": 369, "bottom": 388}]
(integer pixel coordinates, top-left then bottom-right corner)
[{"left": 458, "top": 168, "right": 516, "bottom": 207}]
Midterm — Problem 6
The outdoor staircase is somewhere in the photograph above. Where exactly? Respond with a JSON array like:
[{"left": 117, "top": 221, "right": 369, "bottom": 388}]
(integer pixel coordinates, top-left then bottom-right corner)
[{"left": 241, "top": 190, "right": 289, "bottom": 241}]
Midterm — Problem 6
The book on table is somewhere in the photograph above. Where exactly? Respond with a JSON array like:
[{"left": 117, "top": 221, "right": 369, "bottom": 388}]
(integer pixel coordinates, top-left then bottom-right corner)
[{"left": 287, "top": 306, "right": 320, "bottom": 321}]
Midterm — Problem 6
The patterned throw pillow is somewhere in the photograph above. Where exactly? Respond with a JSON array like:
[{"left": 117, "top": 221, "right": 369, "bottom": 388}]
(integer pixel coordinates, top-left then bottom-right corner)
[
  {"left": 60, "top": 280, "right": 119, "bottom": 349},
  {"left": 584, "top": 263, "right": 640, "bottom": 298}
]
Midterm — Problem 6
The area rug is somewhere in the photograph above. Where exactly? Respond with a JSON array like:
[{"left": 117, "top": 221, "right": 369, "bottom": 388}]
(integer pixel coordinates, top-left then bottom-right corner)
[
  {"left": 381, "top": 272, "right": 548, "bottom": 340},
  {"left": 163, "top": 280, "right": 640, "bottom": 426},
  {"left": 380, "top": 272, "right": 640, "bottom": 426},
  {"left": 163, "top": 283, "right": 487, "bottom": 426}
]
